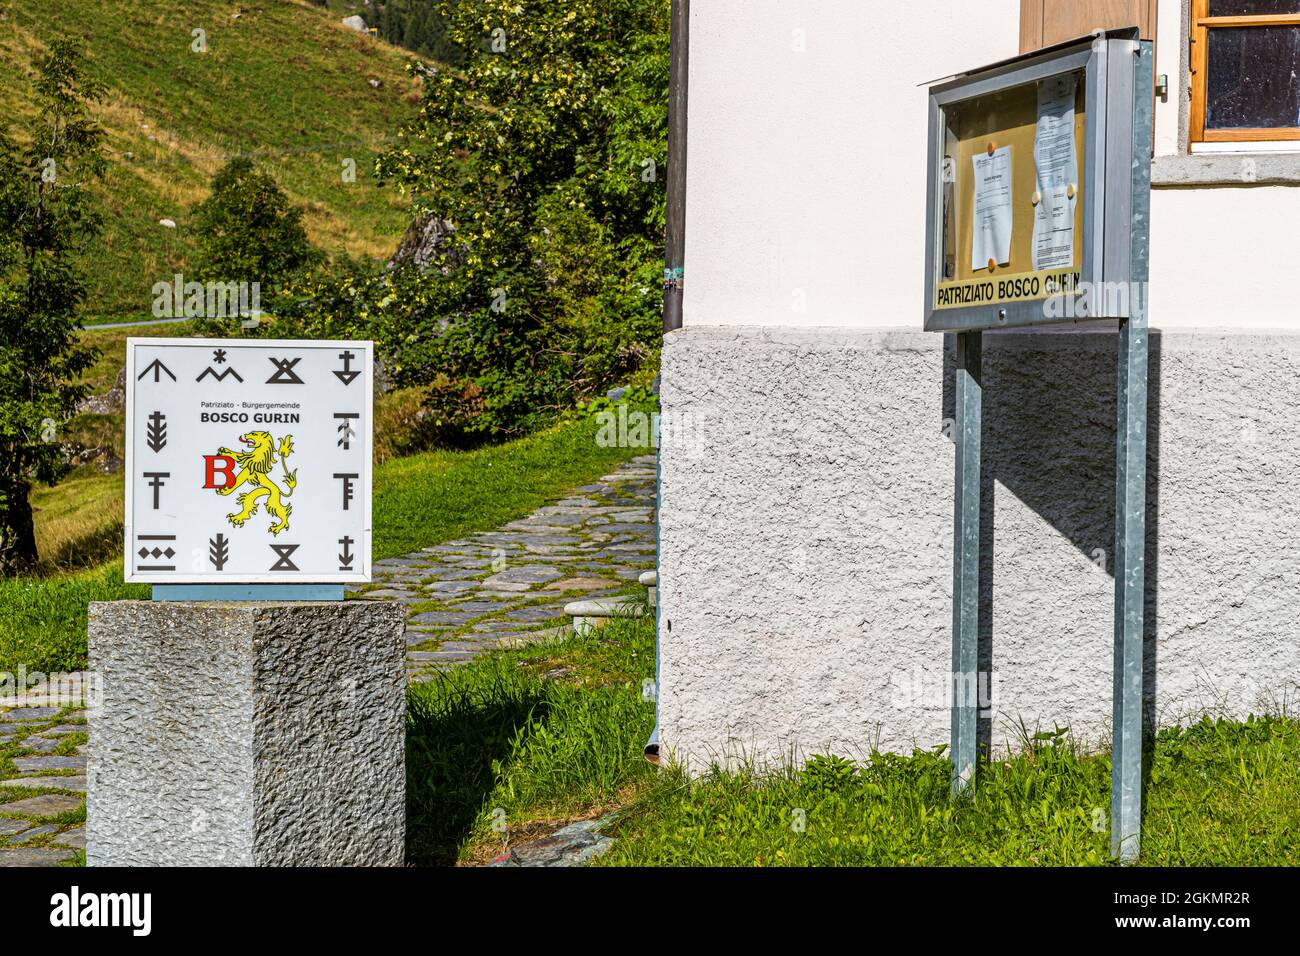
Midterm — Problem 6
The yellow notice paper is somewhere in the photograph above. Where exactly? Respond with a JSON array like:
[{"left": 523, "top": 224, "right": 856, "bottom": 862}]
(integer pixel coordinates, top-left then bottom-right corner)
[{"left": 971, "top": 146, "right": 1013, "bottom": 272}]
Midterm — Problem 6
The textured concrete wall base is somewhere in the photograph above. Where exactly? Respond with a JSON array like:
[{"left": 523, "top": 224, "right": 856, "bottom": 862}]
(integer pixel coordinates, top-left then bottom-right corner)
[
  {"left": 86, "top": 601, "right": 407, "bottom": 866},
  {"left": 659, "top": 325, "right": 1300, "bottom": 773}
]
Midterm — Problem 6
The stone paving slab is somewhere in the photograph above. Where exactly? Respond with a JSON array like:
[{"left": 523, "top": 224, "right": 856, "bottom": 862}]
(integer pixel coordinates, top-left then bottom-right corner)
[
  {"left": 0, "top": 776, "right": 87, "bottom": 793},
  {"left": 0, "top": 708, "right": 59, "bottom": 721},
  {"left": 543, "top": 577, "right": 622, "bottom": 592},
  {"left": 15, "top": 737, "right": 61, "bottom": 753},
  {"left": 9, "top": 824, "right": 57, "bottom": 844},
  {"left": 489, "top": 816, "right": 617, "bottom": 867},
  {"left": 0, "top": 848, "right": 74, "bottom": 867},
  {"left": 501, "top": 605, "right": 570, "bottom": 624},
  {"left": 14, "top": 756, "right": 85, "bottom": 773},
  {"left": 0, "top": 793, "right": 83, "bottom": 818}
]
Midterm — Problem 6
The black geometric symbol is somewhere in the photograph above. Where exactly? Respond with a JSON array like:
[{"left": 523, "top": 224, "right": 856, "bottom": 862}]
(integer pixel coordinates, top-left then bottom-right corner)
[
  {"left": 136, "top": 534, "right": 176, "bottom": 571},
  {"left": 212, "top": 349, "right": 228, "bottom": 364},
  {"left": 269, "top": 543, "right": 300, "bottom": 572},
  {"left": 334, "top": 350, "right": 360, "bottom": 385},
  {"left": 334, "top": 412, "right": 359, "bottom": 450},
  {"left": 146, "top": 411, "right": 167, "bottom": 452},
  {"left": 338, "top": 535, "right": 355, "bottom": 570},
  {"left": 333, "top": 472, "right": 359, "bottom": 510},
  {"left": 143, "top": 471, "right": 170, "bottom": 509},
  {"left": 209, "top": 533, "right": 229, "bottom": 571},
  {"left": 267, "top": 357, "right": 303, "bottom": 385},
  {"left": 137, "top": 358, "right": 176, "bottom": 383},
  {"left": 196, "top": 365, "right": 244, "bottom": 383}
]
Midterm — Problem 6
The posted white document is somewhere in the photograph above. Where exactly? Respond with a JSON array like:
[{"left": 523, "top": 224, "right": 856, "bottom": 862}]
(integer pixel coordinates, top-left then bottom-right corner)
[
  {"left": 1032, "top": 74, "right": 1078, "bottom": 271},
  {"left": 971, "top": 146, "right": 1013, "bottom": 272}
]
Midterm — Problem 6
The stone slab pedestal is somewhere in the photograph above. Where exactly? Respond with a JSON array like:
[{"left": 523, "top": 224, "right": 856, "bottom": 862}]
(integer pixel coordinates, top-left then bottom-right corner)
[{"left": 86, "top": 601, "right": 407, "bottom": 866}]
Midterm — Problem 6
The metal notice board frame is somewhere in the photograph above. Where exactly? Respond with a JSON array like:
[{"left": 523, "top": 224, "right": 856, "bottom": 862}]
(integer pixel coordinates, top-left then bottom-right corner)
[{"left": 922, "top": 29, "right": 1153, "bottom": 862}]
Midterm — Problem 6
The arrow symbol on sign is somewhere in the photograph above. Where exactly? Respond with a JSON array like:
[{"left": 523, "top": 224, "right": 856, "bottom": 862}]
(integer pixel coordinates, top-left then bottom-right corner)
[
  {"left": 338, "top": 535, "right": 355, "bottom": 570},
  {"left": 334, "top": 412, "right": 359, "bottom": 449},
  {"left": 146, "top": 411, "right": 167, "bottom": 452},
  {"left": 137, "top": 359, "right": 176, "bottom": 383},
  {"left": 334, "top": 350, "right": 360, "bottom": 385},
  {"left": 209, "top": 533, "right": 229, "bottom": 571}
]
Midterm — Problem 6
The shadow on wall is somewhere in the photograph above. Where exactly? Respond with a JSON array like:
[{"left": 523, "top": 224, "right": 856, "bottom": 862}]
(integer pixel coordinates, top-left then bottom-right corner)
[{"left": 940, "top": 327, "right": 1161, "bottom": 763}]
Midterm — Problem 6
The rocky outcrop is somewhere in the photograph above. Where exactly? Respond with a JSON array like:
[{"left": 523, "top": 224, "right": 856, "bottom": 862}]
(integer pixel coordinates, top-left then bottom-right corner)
[
  {"left": 76, "top": 367, "right": 126, "bottom": 416},
  {"left": 387, "top": 211, "right": 465, "bottom": 275}
]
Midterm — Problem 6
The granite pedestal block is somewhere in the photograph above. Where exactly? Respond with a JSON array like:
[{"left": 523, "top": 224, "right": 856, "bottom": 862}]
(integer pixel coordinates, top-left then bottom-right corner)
[{"left": 86, "top": 601, "right": 406, "bottom": 866}]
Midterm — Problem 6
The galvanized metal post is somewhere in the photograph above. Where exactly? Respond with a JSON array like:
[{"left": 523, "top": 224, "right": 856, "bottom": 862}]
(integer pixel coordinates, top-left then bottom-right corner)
[
  {"left": 1111, "top": 316, "right": 1146, "bottom": 861},
  {"left": 663, "top": 0, "right": 688, "bottom": 333},
  {"left": 1110, "top": 40, "right": 1153, "bottom": 863},
  {"left": 951, "top": 330, "right": 982, "bottom": 796}
]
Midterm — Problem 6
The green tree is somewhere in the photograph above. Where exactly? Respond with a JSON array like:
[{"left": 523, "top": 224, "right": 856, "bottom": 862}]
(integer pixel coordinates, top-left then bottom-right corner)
[
  {"left": 0, "top": 40, "right": 105, "bottom": 575},
  {"left": 367, "top": 0, "right": 668, "bottom": 436},
  {"left": 191, "top": 157, "right": 316, "bottom": 289}
]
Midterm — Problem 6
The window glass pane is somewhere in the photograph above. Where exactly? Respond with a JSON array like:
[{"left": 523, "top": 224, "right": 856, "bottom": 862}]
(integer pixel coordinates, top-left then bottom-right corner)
[
  {"left": 1208, "top": 1, "right": 1300, "bottom": 15},
  {"left": 1206, "top": 26, "right": 1300, "bottom": 128}
]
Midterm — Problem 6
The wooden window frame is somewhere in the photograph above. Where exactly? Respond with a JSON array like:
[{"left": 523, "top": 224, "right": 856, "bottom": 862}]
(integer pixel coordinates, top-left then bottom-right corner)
[{"left": 1190, "top": 0, "right": 1300, "bottom": 143}]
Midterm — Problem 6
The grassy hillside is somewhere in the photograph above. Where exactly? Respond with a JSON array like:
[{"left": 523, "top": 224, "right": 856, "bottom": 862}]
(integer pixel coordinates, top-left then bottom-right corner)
[{"left": 0, "top": 0, "right": 419, "bottom": 318}]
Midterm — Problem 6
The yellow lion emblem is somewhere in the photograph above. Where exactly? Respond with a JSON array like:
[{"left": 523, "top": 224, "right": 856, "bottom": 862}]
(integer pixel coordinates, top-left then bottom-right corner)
[{"left": 212, "top": 431, "right": 297, "bottom": 535}]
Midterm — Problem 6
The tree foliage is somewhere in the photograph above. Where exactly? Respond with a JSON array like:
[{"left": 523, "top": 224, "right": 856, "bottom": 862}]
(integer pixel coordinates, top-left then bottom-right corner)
[
  {"left": 280, "top": 0, "right": 669, "bottom": 439},
  {"left": 191, "top": 157, "right": 316, "bottom": 288},
  {"left": 0, "top": 40, "right": 104, "bottom": 573}
]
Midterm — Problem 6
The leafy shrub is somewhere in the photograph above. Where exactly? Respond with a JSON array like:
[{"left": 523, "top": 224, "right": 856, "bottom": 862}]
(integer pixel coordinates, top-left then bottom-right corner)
[
  {"left": 191, "top": 157, "right": 317, "bottom": 289},
  {"left": 279, "top": 0, "right": 669, "bottom": 442}
]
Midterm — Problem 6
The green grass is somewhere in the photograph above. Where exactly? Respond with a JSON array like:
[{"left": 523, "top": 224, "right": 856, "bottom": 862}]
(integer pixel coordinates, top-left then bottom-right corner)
[
  {"left": 406, "top": 615, "right": 657, "bottom": 866},
  {"left": 399, "top": 610, "right": 1300, "bottom": 866},
  {"left": 599, "top": 717, "right": 1300, "bottom": 867},
  {"left": 0, "top": 0, "right": 418, "bottom": 317},
  {"left": 0, "top": 567, "right": 147, "bottom": 674},
  {"left": 0, "top": 412, "right": 646, "bottom": 674},
  {"left": 373, "top": 415, "right": 649, "bottom": 559}
]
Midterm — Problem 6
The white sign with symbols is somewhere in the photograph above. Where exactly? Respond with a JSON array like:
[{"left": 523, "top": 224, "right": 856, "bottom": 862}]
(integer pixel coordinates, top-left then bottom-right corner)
[{"left": 124, "top": 337, "right": 373, "bottom": 583}]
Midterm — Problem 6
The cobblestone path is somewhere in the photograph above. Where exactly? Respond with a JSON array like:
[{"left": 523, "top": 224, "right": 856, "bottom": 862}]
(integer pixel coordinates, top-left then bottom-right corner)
[
  {"left": 0, "top": 703, "right": 87, "bottom": 866},
  {"left": 0, "top": 454, "right": 658, "bottom": 866},
  {"left": 355, "top": 454, "right": 657, "bottom": 683}
]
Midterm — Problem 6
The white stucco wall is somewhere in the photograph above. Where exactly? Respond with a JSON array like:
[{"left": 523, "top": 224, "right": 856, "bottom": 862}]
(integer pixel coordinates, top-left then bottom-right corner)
[
  {"left": 683, "top": 0, "right": 1020, "bottom": 330},
  {"left": 684, "top": 0, "right": 1300, "bottom": 330},
  {"left": 662, "top": 1, "right": 1300, "bottom": 770},
  {"left": 658, "top": 326, "right": 1300, "bottom": 771}
]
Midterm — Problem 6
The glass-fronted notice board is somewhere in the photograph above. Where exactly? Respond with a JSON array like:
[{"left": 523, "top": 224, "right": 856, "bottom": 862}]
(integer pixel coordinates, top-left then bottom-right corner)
[
  {"left": 923, "top": 31, "right": 1146, "bottom": 333},
  {"left": 938, "top": 71, "right": 1086, "bottom": 308}
]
